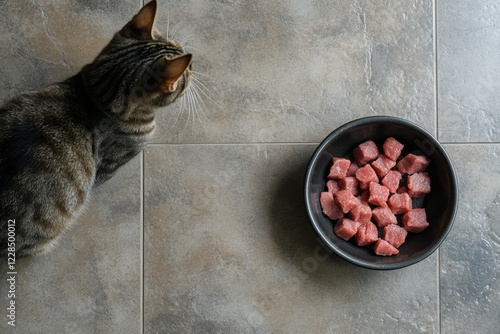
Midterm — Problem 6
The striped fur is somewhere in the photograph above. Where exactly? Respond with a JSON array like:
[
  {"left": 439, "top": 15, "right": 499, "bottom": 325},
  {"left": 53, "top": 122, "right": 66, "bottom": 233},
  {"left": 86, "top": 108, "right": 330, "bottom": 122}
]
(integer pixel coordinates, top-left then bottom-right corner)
[{"left": 0, "top": 0, "right": 192, "bottom": 259}]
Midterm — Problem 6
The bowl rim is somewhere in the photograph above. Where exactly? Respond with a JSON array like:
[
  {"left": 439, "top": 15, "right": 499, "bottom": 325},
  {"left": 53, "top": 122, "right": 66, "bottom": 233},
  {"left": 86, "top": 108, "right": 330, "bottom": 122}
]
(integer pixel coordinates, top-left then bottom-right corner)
[{"left": 304, "top": 116, "right": 459, "bottom": 270}]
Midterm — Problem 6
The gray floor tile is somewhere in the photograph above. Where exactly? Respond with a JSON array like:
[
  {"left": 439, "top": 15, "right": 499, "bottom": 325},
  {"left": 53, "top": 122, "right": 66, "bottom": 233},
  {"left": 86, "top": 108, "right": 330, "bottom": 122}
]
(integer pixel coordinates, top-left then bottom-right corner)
[
  {"left": 2, "top": 0, "right": 500, "bottom": 333},
  {"left": 0, "top": 155, "right": 142, "bottom": 333},
  {"left": 440, "top": 144, "right": 500, "bottom": 334},
  {"left": 0, "top": 0, "right": 139, "bottom": 103},
  {"left": 144, "top": 144, "right": 439, "bottom": 334},
  {"left": 0, "top": 1, "right": 144, "bottom": 333},
  {"left": 152, "top": 0, "right": 435, "bottom": 144},
  {"left": 438, "top": 0, "right": 500, "bottom": 142}
]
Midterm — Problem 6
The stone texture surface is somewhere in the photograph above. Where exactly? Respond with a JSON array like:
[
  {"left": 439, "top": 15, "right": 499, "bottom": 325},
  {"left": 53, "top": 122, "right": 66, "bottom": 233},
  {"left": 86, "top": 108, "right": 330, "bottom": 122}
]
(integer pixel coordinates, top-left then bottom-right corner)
[
  {"left": 0, "top": 0, "right": 138, "bottom": 103},
  {"left": 0, "top": 155, "right": 142, "bottom": 333},
  {"left": 0, "top": 0, "right": 499, "bottom": 333},
  {"left": 440, "top": 145, "right": 500, "bottom": 334},
  {"left": 144, "top": 145, "right": 439, "bottom": 334},
  {"left": 152, "top": 0, "right": 435, "bottom": 144},
  {"left": 0, "top": 1, "right": 143, "bottom": 333},
  {"left": 438, "top": 0, "right": 500, "bottom": 142}
]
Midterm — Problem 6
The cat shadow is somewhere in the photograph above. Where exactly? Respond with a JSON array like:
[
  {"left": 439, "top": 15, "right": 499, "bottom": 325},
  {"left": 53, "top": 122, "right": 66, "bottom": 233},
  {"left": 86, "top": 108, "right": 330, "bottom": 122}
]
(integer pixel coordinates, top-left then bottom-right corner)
[
  {"left": 267, "top": 159, "right": 314, "bottom": 247},
  {"left": 266, "top": 155, "right": 374, "bottom": 289},
  {"left": 268, "top": 158, "right": 346, "bottom": 265}
]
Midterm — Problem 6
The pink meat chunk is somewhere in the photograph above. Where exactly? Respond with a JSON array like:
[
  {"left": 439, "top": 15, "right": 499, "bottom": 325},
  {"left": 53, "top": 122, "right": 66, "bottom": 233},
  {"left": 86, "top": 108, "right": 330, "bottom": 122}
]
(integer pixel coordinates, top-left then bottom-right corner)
[
  {"left": 368, "top": 182, "right": 390, "bottom": 207},
  {"left": 335, "top": 190, "right": 361, "bottom": 214},
  {"left": 326, "top": 180, "right": 340, "bottom": 194},
  {"left": 381, "top": 170, "right": 402, "bottom": 194},
  {"left": 371, "top": 155, "right": 397, "bottom": 178},
  {"left": 346, "top": 162, "right": 359, "bottom": 177},
  {"left": 382, "top": 224, "right": 408, "bottom": 248},
  {"left": 383, "top": 137, "right": 404, "bottom": 161},
  {"left": 397, "top": 186, "right": 408, "bottom": 194},
  {"left": 334, "top": 218, "right": 362, "bottom": 241},
  {"left": 374, "top": 238, "right": 399, "bottom": 256},
  {"left": 402, "top": 208, "right": 429, "bottom": 233},
  {"left": 339, "top": 177, "right": 360, "bottom": 196},
  {"left": 397, "top": 153, "right": 431, "bottom": 175},
  {"left": 355, "top": 164, "right": 379, "bottom": 190},
  {"left": 355, "top": 222, "right": 379, "bottom": 246},
  {"left": 320, "top": 191, "right": 344, "bottom": 220},
  {"left": 407, "top": 172, "right": 431, "bottom": 198},
  {"left": 372, "top": 206, "right": 398, "bottom": 228},
  {"left": 328, "top": 157, "right": 351, "bottom": 180},
  {"left": 349, "top": 201, "right": 372, "bottom": 224},
  {"left": 353, "top": 140, "right": 380, "bottom": 165},
  {"left": 388, "top": 192, "right": 412, "bottom": 215},
  {"left": 359, "top": 190, "right": 370, "bottom": 202}
]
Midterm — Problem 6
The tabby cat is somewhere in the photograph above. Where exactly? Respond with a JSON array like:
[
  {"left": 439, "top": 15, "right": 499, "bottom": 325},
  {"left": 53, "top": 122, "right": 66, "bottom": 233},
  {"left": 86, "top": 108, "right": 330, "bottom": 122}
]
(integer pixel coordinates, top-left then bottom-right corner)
[{"left": 0, "top": 0, "right": 192, "bottom": 259}]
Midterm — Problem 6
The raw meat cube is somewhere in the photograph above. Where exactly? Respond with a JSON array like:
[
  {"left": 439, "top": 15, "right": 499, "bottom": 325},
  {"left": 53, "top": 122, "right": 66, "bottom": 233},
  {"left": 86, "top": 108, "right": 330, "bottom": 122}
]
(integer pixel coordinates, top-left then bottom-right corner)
[
  {"left": 359, "top": 190, "right": 370, "bottom": 202},
  {"left": 355, "top": 164, "right": 379, "bottom": 190},
  {"left": 372, "top": 206, "right": 398, "bottom": 228},
  {"left": 381, "top": 170, "right": 402, "bottom": 194},
  {"left": 407, "top": 172, "right": 431, "bottom": 198},
  {"left": 328, "top": 157, "right": 351, "bottom": 180},
  {"left": 374, "top": 238, "right": 399, "bottom": 256},
  {"left": 349, "top": 201, "right": 372, "bottom": 224},
  {"left": 388, "top": 193, "right": 412, "bottom": 215},
  {"left": 383, "top": 137, "right": 404, "bottom": 161},
  {"left": 334, "top": 218, "right": 361, "bottom": 241},
  {"left": 368, "top": 182, "right": 390, "bottom": 207},
  {"left": 355, "top": 222, "right": 379, "bottom": 246},
  {"left": 397, "top": 153, "right": 431, "bottom": 175},
  {"left": 382, "top": 224, "right": 408, "bottom": 248},
  {"left": 402, "top": 208, "right": 429, "bottom": 233},
  {"left": 326, "top": 180, "right": 340, "bottom": 194},
  {"left": 347, "top": 162, "right": 359, "bottom": 177},
  {"left": 353, "top": 140, "right": 380, "bottom": 165},
  {"left": 335, "top": 190, "right": 361, "bottom": 214},
  {"left": 339, "top": 177, "right": 360, "bottom": 196},
  {"left": 320, "top": 191, "right": 344, "bottom": 220},
  {"left": 397, "top": 186, "right": 408, "bottom": 194},
  {"left": 371, "top": 155, "right": 397, "bottom": 178}
]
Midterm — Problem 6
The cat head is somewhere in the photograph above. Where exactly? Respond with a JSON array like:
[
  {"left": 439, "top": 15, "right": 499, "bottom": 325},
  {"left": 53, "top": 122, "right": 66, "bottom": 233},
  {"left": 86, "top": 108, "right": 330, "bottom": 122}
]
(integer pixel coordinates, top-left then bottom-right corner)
[{"left": 83, "top": 0, "right": 193, "bottom": 115}]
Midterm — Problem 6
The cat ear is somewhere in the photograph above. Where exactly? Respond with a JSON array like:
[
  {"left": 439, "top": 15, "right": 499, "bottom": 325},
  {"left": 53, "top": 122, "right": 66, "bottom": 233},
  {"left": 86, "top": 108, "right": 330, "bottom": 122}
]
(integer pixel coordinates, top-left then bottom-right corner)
[
  {"left": 127, "top": 0, "right": 157, "bottom": 39},
  {"left": 156, "top": 54, "right": 193, "bottom": 93}
]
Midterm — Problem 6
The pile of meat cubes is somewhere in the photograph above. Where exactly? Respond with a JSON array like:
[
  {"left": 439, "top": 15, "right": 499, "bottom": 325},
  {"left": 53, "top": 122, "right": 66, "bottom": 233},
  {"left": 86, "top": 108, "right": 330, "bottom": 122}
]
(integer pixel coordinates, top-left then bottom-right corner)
[{"left": 320, "top": 137, "right": 431, "bottom": 256}]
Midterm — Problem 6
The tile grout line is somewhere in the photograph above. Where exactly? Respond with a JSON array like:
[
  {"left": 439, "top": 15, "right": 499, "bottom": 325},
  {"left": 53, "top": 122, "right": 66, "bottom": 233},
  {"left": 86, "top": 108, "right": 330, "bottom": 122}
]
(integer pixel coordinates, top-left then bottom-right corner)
[
  {"left": 140, "top": 1, "right": 145, "bottom": 329},
  {"left": 434, "top": 0, "right": 439, "bottom": 142},
  {"left": 147, "top": 142, "right": 321, "bottom": 146},
  {"left": 140, "top": 150, "right": 145, "bottom": 334},
  {"left": 140, "top": 5, "right": 144, "bottom": 333},
  {"left": 433, "top": 13, "right": 439, "bottom": 140},
  {"left": 441, "top": 141, "right": 500, "bottom": 145},
  {"left": 433, "top": 1, "right": 442, "bottom": 333},
  {"left": 147, "top": 142, "right": 500, "bottom": 147}
]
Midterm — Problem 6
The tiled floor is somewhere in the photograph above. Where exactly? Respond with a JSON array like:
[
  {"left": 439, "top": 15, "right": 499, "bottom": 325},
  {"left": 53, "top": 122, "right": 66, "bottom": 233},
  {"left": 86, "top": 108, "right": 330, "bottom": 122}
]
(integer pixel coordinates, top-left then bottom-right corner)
[{"left": 0, "top": 0, "right": 498, "bottom": 333}]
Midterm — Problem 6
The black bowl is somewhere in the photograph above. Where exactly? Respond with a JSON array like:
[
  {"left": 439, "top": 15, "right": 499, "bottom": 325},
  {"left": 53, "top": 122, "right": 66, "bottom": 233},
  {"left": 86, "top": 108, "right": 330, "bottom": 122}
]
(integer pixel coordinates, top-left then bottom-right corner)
[{"left": 304, "top": 116, "right": 458, "bottom": 270}]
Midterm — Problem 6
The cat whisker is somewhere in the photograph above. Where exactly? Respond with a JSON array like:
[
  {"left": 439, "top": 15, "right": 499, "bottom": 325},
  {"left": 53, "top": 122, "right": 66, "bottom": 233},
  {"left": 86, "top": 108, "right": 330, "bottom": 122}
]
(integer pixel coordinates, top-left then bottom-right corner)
[
  {"left": 169, "top": 73, "right": 216, "bottom": 132},
  {"left": 183, "top": 45, "right": 201, "bottom": 53},
  {"left": 190, "top": 76, "right": 222, "bottom": 109},
  {"left": 183, "top": 87, "right": 193, "bottom": 131},
  {"left": 169, "top": 20, "right": 184, "bottom": 40},
  {"left": 168, "top": 91, "right": 185, "bottom": 130},
  {"left": 166, "top": 13, "right": 170, "bottom": 40},
  {"left": 187, "top": 84, "right": 209, "bottom": 131},
  {"left": 189, "top": 82, "right": 211, "bottom": 124},
  {"left": 179, "top": 35, "right": 198, "bottom": 47},
  {"left": 191, "top": 86, "right": 210, "bottom": 126},
  {"left": 192, "top": 70, "right": 209, "bottom": 77}
]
